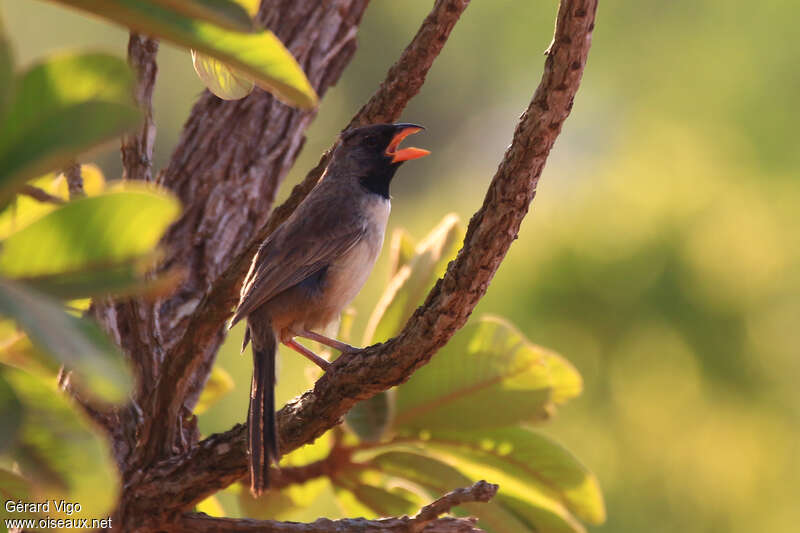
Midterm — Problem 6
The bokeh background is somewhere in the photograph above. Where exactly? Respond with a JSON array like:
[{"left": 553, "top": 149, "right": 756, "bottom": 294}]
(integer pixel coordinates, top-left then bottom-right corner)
[{"left": 4, "top": 1, "right": 799, "bottom": 532}]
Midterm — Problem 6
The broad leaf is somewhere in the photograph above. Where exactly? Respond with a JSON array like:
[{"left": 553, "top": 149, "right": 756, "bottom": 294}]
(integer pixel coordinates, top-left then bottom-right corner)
[
  {"left": 423, "top": 427, "right": 605, "bottom": 525},
  {"left": 393, "top": 316, "right": 582, "bottom": 432},
  {"left": 364, "top": 214, "right": 463, "bottom": 345},
  {"left": 0, "top": 280, "right": 130, "bottom": 401},
  {"left": 0, "top": 166, "right": 105, "bottom": 240},
  {"left": 0, "top": 53, "right": 140, "bottom": 198},
  {"left": 151, "top": 0, "right": 252, "bottom": 32},
  {"left": 333, "top": 468, "right": 418, "bottom": 517},
  {"left": 0, "top": 186, "right": 180, "bottom": 278},
  {"left": 368, "top": 451, "right": 534, "bottom": 533},
  {"left": 192, "top": 50, "right": 254, "bottom": 100},
  {"left": 53, "top": 0, "right": 317, "bottom": 109},
  {"left": 21, "top": 258, "right": 182, "bottom": 300},
  {"left": 1, "top": 364, "right": 118, "bottom": 519}
]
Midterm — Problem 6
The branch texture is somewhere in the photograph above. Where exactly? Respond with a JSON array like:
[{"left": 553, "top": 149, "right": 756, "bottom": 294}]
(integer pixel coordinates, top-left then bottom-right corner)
[
  {"left": 130, "top": 0, "right": 597, "bottom": 509},
  {"left": 174, "top": 481, "right": 496, "bottom": 533},
  {"left": 136, "top": 0, "right": 469, "bottom": 467}
]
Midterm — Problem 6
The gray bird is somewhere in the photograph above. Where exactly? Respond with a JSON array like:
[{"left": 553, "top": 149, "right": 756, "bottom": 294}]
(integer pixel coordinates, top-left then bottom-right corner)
[{"left": 229, "top": 123, "right": 429, "bottom": 496}]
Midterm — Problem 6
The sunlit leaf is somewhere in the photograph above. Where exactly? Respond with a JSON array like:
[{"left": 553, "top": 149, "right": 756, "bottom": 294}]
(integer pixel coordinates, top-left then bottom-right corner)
[
  {"left": 196, "top": 494, "right": 225, "bottom": 516},
  {"left": 423, "top": 427, "right": 605, "bottom": 525},
  {"left": 21, "top": 258, "right": 183, "bottom": 300},
  {"left": 150, "top": 0, "right": 253, "bottom": 32},
  {"left": 393, "top": 316, "right": 581, "bottom": 432},
  {"left": 368, "top": 450, "right": 534, "bottom": 533},
  {"left": 0, "top": 186, "right": 180, "bottom": 279},
  {"left": 0, "top": 370, "right": 23, "bottom": 452},
  {"left": 192, "top": 50, "right": 254, "bottom": 100},
  {"left": 52, "top": 0, "right": 317, "bottom": 108},
  {"left": 0, "top": 280, "right": 130, "bottom": 401},
  {"left": 195, "top": 365, "right": 235, "bottom": 414},
  {"left": 0, "top": 53, "right": 140, "bottom": 199},
  {"left": 1, "top": 364, "right": 118, "bottom": 519},
  {"left": 339, "top": 481, "right": 417, "bottom": 517},
  {"left": 364, "top": 214, "right": 462, "bottom": 345}
]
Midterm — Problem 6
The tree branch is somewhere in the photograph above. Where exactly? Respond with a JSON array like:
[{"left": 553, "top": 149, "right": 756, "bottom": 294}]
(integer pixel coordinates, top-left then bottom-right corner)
[
  {"left": 174, "top": 481, "right": 496, "bottom": 533},
  {"left": 128, "top": 0, "right": 371, "bottom": 468},
  {"left": 138, "top": 0, "right": 469, "bottom": 464},
  {"left": 121, "top": 33, "right": 158, "bottom": 182},
  {"left": 18, "top": 184, "right": 65, "bottom": 205},
  {"left": 129, "top": 0, "right": 597, "bottom": 509}
]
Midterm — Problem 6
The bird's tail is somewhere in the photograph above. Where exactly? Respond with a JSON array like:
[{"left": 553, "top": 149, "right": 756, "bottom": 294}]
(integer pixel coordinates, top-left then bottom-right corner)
[{"left": 248, "top": 322, "right": 279, "bottom": 496}]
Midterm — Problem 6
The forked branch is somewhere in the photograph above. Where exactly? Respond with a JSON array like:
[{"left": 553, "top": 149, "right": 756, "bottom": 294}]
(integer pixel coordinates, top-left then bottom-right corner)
[{"left": 129, "top": 0, "right": 597, "bottom": 511}]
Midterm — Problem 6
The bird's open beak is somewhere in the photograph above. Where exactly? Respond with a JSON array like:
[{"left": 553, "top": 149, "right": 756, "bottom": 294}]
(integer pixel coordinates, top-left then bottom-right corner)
[{"left": 386, "top": 124, "right": 430, "bottom": 163}]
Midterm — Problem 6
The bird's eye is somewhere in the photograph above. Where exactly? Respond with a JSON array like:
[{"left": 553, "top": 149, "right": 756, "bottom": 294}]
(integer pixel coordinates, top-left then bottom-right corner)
[{"left": 365, "top": 136, "right": 381, "bottom": 148}]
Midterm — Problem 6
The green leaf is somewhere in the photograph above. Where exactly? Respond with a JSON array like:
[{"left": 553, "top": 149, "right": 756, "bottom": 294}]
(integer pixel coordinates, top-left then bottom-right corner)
[
  {"left": 1, "top": 364, "right": 118, "bottom": 519},
  {"left": 195, "top": 365, "right": 235, "bottom": 414},
  {"left": 53, "top": 0, "right": 318, "bottom": 109},
  {"left": 393, "top": 316, "right": 582, "bottom": 432},
  {"left": 192, "top": 50, "right": 254, "bottom": 100},
  {"left": 0, "top": 186, "right": 180, "bottom": 279},
  {"left": 0, "top": 370, "right": 23, "bottom": 452},
  {"left": 0, "top": 52, "right": 140, "bottom": 199},
  {"left": 0, "top": 280, "right": 131, "bottom": 402},
  {"left": 364, "top": 214, "right": 463, "bottom": 345},
  {"left": 423, "top": 427, "right": 605, "bottom": 525},
  {"left": 151, "top": 0, "right": 253, "bottom": 32},
  {"left": 345, "top": 389, "right": 395, "bottom": 443},
  {"left": 21, "top": 257, "right": 181, "bottom": 300},
  {"left": 368, "top": 450, "right": 534, "bottom": 533}
]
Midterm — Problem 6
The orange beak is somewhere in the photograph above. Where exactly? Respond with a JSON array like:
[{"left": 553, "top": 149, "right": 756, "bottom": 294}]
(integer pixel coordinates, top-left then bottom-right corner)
[{"left": 386, "top": 125, "right": 430, "bottom": 163}]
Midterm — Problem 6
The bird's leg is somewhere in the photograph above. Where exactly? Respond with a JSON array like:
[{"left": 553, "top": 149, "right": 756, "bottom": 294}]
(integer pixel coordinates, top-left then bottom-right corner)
[
  {"left": 283, "top": 338, "right": 331, "bottom": 372},
  {"left": 296, "top": 329, "right": 358, "bottom": 353}
]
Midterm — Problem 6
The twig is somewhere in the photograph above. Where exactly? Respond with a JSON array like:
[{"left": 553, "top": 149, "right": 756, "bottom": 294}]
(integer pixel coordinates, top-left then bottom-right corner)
[
  {"left": 173, "top": 481, "right": 495, "bottom": 533},
  {"left": 18, "top": 184, "right": 65, "bottom": 205},
  {"left": 63, "top": 162, "right": 85, "bottom": 199},
  {"left": 121, "top": 33, "right": 158, "bottom": 182},
  {"left": 146, "top": 0, "right": 471, "bottom": 464},
  {"left": 129, "top": 0, "right": 597, "bottom": 510},
  {"left": 176, "top": 515, "right": 483, "bottom": 533}
]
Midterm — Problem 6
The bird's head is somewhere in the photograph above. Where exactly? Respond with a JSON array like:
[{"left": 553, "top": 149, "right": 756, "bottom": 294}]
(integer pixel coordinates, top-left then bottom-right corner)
[{"left": 330, "top": 123, "right": 430, "bottom": 198}]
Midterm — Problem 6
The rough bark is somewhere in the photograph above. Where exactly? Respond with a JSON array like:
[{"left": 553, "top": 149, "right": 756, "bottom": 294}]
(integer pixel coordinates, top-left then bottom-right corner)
[
  {"left": 124, "top": 0, "right": 597, "bottom": 513},
  {"left": 174, "top": 481, "right": 497, "bottom": 533},
  {"left": 96, "top": 0, "right": 596, "bottom": 530}
]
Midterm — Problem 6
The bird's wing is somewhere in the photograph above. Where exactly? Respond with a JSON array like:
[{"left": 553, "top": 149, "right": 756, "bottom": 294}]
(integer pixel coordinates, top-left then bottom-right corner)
[{"left": 230, "top": 200, "right": 366, "bottom": 327}]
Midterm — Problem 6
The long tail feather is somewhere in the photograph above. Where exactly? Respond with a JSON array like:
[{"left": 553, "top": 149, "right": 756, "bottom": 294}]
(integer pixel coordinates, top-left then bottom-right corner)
[{"left": 248, "top": 323, "right": 279, "bottom": 496}]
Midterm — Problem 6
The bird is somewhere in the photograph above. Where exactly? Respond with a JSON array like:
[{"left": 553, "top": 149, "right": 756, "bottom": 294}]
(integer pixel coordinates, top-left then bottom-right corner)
[{"left": 228, "top": 123, "right": 430, "bottom": 496}]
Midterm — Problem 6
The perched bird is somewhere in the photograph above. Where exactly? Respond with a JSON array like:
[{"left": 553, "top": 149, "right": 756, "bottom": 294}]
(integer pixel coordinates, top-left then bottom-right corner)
[{"left": 229, "top": 123, "right": 430, "bottom": 496}]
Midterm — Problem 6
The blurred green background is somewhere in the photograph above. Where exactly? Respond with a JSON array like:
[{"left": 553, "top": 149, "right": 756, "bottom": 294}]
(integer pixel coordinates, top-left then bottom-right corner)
[{"left": 4, "top": 1, "right": 798, "bottom": 532}]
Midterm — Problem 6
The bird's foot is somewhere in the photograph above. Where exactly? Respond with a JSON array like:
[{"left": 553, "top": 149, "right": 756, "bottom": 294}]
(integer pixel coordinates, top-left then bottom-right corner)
[
  {"left": 284, "top": 339, "right": 331, "bottom": 372},
  {"left": 298, "top": 329, "right": 360, "bottom": 354}
]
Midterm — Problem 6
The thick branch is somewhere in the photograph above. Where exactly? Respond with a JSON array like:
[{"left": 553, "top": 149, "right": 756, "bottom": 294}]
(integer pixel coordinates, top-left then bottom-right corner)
[
  {"left": 121, "top": 33, "right": 158, "bottom": 182},
  {"left": 140, "top": 0, "right": 470, "bottom": 464},
  {"left": 131, "top": 0, "right": 597, "bottom": 508},
  {"left": 131, "top": 0, "right": 370, "bottom": 465},
  {"left": 174, "top": 481, "right": 496, "bottom": 533}
]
